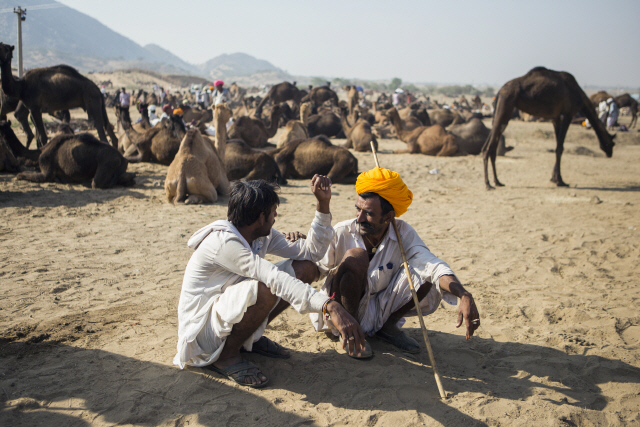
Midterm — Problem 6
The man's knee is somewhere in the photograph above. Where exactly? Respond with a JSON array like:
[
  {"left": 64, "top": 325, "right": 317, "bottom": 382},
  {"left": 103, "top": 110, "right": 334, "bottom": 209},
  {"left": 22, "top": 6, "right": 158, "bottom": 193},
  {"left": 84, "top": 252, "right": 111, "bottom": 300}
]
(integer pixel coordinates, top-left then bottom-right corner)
[
  {"left": 256, "top": 281, "right": 279, "bottom": 307},
  {"left": 292, "top": 260, "right": 319, "bottom": 284},
  {"left": 340, "top": 248, "right": 369, "bottom": 276}
]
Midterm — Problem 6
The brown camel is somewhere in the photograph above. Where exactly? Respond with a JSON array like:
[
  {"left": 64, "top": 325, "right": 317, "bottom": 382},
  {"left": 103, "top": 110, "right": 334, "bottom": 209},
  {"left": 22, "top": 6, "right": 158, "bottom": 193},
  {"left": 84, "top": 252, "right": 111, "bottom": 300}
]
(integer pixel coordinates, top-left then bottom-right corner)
[
  {"left": 164, "top": 127, "right": 229, "bottom": 205},
  {"left": 471, "top": 95, "right": 482, "bottom": 110},
  {"left": 228, "top": 105, "right": 282, "bottom": 148},
  {"left": 589, "top": 91, "right": 612, "bottom": 106},
  {"left": 340, "top": 109, "right": 378, "bottom": 152},
  {"left": 448, "top": 118, "right": 511, "bottom": 156},
  {"left": 274, "top": 136, "right": 358, "bottom": 183},
  {"left": 225, "top": 139, "right": 286, "bottom": 185},
  {"left": 16, "top": 132, "right": 135, "bottom": 188},
  {"left": 229, "top": 82, "right": 246, "bottom": 102},
  {"left": 276, "top": 103, "right": 311, "bottom": 148},
  {"left": 387, "top": 107, "right": 458, "bottom": 156},
  {"left": 118, "top": 110, "right": 185, "bottom": 165},
  {"left": 482, "top": 67, "right": 615, "bottom": 189},
  {"left": 302, "top": 86, "right": 339, "bottom": 107},
  {"left": 0, "top": 123, "right": 19, "bottom": 172},
  {"left": 427, "top": 109, "right": 466, "bottom": 127},
  {"left": 254, "top": 82, "right": 301, "bottom": 116},
  {"left": 0, "top": 43, "right": 117, "bottom": 148},
  {"left": 0, "top": 120, "right": 39, "bottom": 163},
  {"left": 614, "top": 94, "right": 638, "bottom": 128},
  {"left": 306, "top": 110, "right": 344, "bottom": 138},
  {"left": 0, "top": 86, "right": 35, "bottom": 147},
  {"left": 345, "top": 86, "right": 359, "bottom": 115}
]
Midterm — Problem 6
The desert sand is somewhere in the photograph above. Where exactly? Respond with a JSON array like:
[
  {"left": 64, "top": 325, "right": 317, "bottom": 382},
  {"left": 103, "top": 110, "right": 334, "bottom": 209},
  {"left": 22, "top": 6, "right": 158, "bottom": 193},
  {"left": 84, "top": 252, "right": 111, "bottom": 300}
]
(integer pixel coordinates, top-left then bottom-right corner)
[{"left": 1, "top": 109, "right": 639, "bottom": 427}]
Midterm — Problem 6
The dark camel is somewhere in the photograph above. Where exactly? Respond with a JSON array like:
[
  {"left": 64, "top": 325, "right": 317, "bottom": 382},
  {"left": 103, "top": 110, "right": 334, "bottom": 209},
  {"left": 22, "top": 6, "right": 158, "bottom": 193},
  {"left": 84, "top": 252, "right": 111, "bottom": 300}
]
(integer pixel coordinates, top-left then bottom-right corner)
[
  {"left": 613, "top": 94, "right": 638, "bottom": 129},
  {"left": 228, "top": 105, "right": 282, "bottom": 148},
  {"left": 254, "top": 82, "right": 301, "bottom": 116},
  {"left": 274, "top": 136, "right": 358, "bottom": 184},
  {"left": 386, "top": 107, "right": 458, "bottom": 156},
  {"left": 302, "top": 86, "right": 339, "bottom": 108},
  {"left": 482, "top": 67, "right": 616, "bottom": 190},
  {"left": 0, "top": 43, "right": 118, "bottom": 148},
  {"left": 306, "top": 110, "right": 344, "bottom": 138},
  {"left": 16, "top": 132, "right": 135, "bottom": 189},
  {"left": 0, "top": 122, "right": 20, "bottom": 172},
  {"left": 0, "top": 120, "right": 39, "bottom": 163},
  {"left": 224, "top": 139, "right": 287, "bottom": 185}
]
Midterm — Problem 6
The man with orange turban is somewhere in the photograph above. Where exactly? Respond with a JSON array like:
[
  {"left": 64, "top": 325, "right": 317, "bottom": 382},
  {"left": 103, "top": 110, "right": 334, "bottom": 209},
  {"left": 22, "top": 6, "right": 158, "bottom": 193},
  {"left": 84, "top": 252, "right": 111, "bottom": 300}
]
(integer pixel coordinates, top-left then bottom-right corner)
[{"left": 310, "top": 167, "right": 480, "bottom": 357}]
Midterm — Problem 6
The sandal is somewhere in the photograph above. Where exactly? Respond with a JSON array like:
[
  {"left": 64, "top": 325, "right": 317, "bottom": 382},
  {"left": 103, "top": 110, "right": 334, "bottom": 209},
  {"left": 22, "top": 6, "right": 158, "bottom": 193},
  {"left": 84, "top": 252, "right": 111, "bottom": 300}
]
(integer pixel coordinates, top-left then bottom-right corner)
[
  {"left": 338, "top": 334, "right": 374, "bottom": 359},
  {"left": 375, "top": 329, "right": 420, "bottom": 354},
  {"left": 241, "top": 336, "right": 291, "bottom": 359},
  {"left": 207, "top": 359, "right": 269, "bottom": 388}
]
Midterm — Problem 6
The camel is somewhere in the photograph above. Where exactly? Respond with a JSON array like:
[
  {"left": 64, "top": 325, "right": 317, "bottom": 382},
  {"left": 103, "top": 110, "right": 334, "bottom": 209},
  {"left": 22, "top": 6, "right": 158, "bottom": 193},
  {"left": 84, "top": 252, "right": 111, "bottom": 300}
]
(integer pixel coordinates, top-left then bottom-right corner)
[
  {"left": 118, "top": 110, "right": 185, "bottom": 165},
  {"left": 345, "top": 86, "right": 359, "bottom": 115},
  {"left": 0, "top": 43, "right": 117, "bottom": 148},
  {"left": 306, "top": 110, "right": 344, "bottom": 138},
  {"left": 0, "top": 122, "right": 19, "bottom": 172},
  {"left": 274, "top": 136, "right": 358, "bottom": 183},
  {"left": 254, "top": 82, "right": 301, "bottom": 116},
  {"left": 340, "top": 109, "right": 378, "bottom": 152},
  {"left": 482, "top": 67, "right": 615, "bottom": 190},
  {"left": 164, "top": 127, "right": 229, "bottom": 205},
  {"left": 427, "top": 109, "right": 466, "bottom": 127},
  {"left": 0, "top": 120, "right": 39, "bottom": 163},
  {"left": 387, "top": 107, "right": 458, "bottom": 156},
  {"left": 447, "top": 118, "right": 511, "bottom": 156},
  {"left": 589, "top": 91, "right": 612, "bottom": 106},
  {"left": 228, "top": 105, "right": 282, "bottom": 148},
  {"left": 225, "top": 140, "right": 286, "bottom": 185},
  {"left": 613, "top": 94, "right": 638, "bottom": 129},
  {"left": 277, "top": 103, "right": 311, "bottom": 148},
  {"left": 229, "top": 82, "right": 246, "bottom": 102},
  {"left": 302, "top": 86, "right": 339, "bottom": 107},
  {"left": 16, "top": 132, "right": 135, "bottom": 188},
  {"left": 471, "top": 95, "right": 482, "bottom": 110}
]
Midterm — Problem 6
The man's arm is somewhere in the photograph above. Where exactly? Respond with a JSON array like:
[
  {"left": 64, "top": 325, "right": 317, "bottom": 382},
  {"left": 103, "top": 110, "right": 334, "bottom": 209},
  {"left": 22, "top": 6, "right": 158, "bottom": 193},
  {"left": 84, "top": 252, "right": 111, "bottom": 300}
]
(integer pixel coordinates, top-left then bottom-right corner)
[{"left": 438, "top": 275, "right": 480, "bottom": 340}]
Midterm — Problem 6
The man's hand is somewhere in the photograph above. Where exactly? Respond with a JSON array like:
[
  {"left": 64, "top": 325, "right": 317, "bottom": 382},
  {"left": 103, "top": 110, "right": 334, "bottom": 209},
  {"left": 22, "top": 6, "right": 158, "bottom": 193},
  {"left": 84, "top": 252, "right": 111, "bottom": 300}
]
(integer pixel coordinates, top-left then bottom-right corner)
[
  {"left": 326, "top": 301, "right": 366, "bottom": 357},
  {"left": 456, "top": 292, "right": 480, "bottom": 340},
  {"left": 311, "top": 174, "right": 331, "bottom": 214},
  {"left": 282, "top": 231, "right": 307, "bottom": 242}
]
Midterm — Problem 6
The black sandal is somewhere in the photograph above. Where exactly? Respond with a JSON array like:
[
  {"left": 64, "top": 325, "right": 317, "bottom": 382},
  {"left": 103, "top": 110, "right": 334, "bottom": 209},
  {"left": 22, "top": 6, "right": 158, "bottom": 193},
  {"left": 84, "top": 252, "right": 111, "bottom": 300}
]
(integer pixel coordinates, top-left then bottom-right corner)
[
  {"left": 207, "top": 359, "right": 269, "bottom": 388},
  {"left": 243, "top": 336, "right": 291, "bottom": 359}
]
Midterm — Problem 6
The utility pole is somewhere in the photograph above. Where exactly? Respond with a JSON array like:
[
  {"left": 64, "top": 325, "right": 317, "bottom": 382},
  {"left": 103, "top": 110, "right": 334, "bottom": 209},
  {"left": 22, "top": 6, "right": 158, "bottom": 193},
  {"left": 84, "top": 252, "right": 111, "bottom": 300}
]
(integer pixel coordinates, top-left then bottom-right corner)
[{"left": 14, "top": 6, "right": 27, "bottom": 77}]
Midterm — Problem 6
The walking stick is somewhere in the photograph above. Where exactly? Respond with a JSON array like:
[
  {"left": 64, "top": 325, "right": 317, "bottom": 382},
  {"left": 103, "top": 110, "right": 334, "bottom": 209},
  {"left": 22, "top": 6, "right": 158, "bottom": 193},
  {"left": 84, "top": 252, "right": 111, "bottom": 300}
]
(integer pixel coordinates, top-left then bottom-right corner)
[{"left": 369, "top": 141, "right": 447, "bottom": 399}]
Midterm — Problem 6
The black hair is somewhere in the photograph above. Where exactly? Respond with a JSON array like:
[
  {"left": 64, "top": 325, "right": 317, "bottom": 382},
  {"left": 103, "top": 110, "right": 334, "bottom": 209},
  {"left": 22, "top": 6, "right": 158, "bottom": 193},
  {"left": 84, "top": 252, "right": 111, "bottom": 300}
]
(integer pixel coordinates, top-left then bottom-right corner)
[
  {"left": 358, "top": 192, "right": 394, "bottom": 215},
  {"left": 228, "top": 180, "right": 280, "bottom": 227}
]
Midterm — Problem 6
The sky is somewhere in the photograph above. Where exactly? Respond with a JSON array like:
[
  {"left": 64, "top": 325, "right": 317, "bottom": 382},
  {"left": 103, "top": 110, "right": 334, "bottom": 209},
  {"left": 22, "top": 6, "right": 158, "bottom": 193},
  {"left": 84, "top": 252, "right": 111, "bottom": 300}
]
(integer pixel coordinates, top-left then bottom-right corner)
[{"left": 40, "top": 1, "right": 640, "bottom": 88}]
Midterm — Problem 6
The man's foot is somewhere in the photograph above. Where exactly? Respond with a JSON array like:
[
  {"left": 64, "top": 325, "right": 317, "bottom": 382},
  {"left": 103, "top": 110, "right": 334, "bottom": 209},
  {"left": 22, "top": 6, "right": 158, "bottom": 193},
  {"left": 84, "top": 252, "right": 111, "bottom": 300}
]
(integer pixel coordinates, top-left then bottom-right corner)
[
  {"left": 245, "top": 336, "right": 290, "bottom": 359},
  {"left": 208, "top": 356, "right": 268, "bottom": 388},
  {"left": 376, "top": 324, "right": 420, "bottom": 354}
]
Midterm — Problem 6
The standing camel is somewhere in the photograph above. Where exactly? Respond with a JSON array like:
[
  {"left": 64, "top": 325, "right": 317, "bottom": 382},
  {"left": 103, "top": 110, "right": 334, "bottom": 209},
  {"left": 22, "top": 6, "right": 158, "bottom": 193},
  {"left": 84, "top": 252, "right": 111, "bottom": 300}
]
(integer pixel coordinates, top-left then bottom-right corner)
[
  {"left": 0, "top": 43, "right": 118, "bottom": 148},
  {"left": 613, "top": 94, "right": 638, "bottom": 129},
  {"left": 482, "top": 67, "right": 616, "bottom": 190},
  {"left": 254, "top": 82, "right": 301, "bottom": 117}
]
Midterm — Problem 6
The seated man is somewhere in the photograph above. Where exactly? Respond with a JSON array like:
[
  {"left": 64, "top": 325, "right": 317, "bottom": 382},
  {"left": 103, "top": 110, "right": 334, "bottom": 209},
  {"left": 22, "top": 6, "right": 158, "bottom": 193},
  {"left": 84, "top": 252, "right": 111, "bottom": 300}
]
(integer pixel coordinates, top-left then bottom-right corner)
[
  {"left": 174, "top": 176, "right": 366, "bottom": 388},
  {"left": 310, "top": 167, "right": 480, "bottom": 356}
]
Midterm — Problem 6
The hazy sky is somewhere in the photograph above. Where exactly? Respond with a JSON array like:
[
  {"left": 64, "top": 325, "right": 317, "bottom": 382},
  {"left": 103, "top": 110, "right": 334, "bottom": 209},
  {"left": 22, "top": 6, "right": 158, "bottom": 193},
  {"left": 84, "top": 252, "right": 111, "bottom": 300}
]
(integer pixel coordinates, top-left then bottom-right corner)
[{"left": 46, "top": 1, "right": 640, "bottom": 87}]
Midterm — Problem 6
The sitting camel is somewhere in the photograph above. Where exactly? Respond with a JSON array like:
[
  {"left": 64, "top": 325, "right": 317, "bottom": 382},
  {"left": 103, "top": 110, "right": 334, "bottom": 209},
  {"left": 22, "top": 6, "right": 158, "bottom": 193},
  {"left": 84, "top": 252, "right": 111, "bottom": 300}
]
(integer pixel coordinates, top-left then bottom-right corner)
[
  {"left": 118, "top": 110, "right": 185, "bottom": 165},
  {"left": 228, "top": 104, "right": 282, "bottom": 148},
  {"left": 340, "top": 109, "right": 378, "bottom": 152},
  {"left": 427, "top": 109, "right": 466, "bottom": 127},
  {"left": 447, "top": 118, "right": 511, "bottom": 156},
  {"left": 386, "top": 107, "right": 458, "bottom": 156},
  {"left": 306, "top": 110, "right": 344, "bottom": 138},
  {"left": 0, "top": 127, "right": 19, "bottom": 172},
  {"left": 482, "top": 67, "right": 615, "bottom": 189},
  {"left": 274, "top": 136, "right": 358, "bottom": 183},
  {"left": 0, "top": 120, "right": 40, "bottom": 163},
  {"left": 276, "top": 103, "right": 311, "bottom": 148},
  {"left": 164, "top": 128, "right": 229, "bottom": 204},
  {"left": 17, "top": 132, "right": 135, "bottom": 188},
  {"left": 302, "top": 86, "right": 339, "bottom": 108},
  {"left": 254, "top": 82, "right": 302, "bottom": 117},
  {"left": 225, "top": 140, "right": 287, "bottom": 185}
]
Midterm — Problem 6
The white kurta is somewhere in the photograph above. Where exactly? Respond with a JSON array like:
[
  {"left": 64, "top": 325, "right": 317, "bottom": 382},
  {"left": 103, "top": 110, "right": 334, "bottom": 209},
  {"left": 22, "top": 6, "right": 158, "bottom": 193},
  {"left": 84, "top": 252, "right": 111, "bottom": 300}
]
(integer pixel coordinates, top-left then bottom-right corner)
[
  {"left": 310, "top": 218, "right": 458, "bottom": 335},
  {"left": 174, "top": 212, "right": 333, "bottom": 369}
]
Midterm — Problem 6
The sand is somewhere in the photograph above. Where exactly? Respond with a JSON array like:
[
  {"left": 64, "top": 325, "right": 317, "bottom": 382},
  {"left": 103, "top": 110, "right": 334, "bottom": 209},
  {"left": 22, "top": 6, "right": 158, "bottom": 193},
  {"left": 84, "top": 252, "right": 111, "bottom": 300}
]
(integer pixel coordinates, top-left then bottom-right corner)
[{"left": 1, "top": 110, "right": 639, "bottom": 427}]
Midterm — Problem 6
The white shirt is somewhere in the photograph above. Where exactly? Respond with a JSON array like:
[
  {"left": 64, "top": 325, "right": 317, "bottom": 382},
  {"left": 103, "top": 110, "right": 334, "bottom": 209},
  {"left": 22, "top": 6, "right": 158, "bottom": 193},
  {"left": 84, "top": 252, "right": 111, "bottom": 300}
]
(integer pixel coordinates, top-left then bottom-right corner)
[
  {"left": 175, "top": 212, "right": 334, "bottom": 365},
  {"left": 318, "top": 218, "right": 457, "bottom": 305}
]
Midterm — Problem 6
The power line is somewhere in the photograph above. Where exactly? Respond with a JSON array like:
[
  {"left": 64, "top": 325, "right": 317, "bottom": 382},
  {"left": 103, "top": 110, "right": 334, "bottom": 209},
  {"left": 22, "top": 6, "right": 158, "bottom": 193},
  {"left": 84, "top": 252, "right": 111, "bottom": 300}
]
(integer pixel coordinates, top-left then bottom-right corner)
[{"left": 0, "top": 3, "right": 64, "bottom": 13}]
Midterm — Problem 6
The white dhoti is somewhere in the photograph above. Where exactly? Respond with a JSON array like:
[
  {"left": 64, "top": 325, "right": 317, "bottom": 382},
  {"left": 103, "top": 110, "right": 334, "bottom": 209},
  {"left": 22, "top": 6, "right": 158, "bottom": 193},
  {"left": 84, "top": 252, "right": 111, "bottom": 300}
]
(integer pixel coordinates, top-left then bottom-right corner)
[{"left": 182, "top": 259, "right": 293, "bottom": 367}]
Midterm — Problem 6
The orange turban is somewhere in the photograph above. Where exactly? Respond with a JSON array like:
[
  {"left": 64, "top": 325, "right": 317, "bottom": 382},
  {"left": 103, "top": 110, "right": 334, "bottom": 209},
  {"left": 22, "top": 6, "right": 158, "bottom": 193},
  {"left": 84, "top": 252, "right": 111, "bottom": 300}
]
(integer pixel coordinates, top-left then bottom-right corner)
[
  {"left": 355, "top": 167, "right": 413, "bottom": 217},
  {"left": 173, "top": 108, "right": 183, "bottom": 116}
]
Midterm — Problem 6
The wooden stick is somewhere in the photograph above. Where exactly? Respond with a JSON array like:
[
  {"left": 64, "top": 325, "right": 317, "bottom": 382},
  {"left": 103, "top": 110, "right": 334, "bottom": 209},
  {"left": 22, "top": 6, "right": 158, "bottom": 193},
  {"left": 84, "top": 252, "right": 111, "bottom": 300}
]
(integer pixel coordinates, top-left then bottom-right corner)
[{"left": 369, "top": 141, "right": 447, "bottom": 399}]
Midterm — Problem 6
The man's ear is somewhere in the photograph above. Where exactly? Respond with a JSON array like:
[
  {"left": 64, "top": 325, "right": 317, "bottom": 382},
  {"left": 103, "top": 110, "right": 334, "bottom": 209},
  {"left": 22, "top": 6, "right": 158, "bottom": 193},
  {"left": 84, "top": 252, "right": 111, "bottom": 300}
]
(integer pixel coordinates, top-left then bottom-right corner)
[
  {"left": 384, "top": 211, "right": 395, "bottom": 223},
  {"left": 256, "top": 212, "right": 266, "bottom": 226}
]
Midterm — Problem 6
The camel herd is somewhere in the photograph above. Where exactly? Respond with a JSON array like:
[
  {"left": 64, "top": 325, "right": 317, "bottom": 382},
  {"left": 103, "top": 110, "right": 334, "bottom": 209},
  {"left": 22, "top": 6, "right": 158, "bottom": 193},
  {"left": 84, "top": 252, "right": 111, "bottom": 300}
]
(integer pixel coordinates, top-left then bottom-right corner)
[{"left": 0, "top": 40, "right": 634, "bottom": 201}]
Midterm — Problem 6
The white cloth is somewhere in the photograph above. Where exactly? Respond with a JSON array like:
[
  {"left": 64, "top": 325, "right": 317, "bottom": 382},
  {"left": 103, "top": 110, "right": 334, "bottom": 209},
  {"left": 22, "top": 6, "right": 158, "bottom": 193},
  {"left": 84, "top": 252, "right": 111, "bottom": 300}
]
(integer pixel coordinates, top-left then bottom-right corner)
[
  {"left": 607, "top": 102, "right": 619, "bottom": 127},
  {"left": 174, "top": 212, "right": 334, "bottom": 369},
  {"left": 212, "top": 88, "right": 231, "bottom": 106},
  {"left": 119, "top": 92, "right": 130, "bottom": 107},
  {"left": 310, "top": 218, "right": 458, "bottom": 336}
]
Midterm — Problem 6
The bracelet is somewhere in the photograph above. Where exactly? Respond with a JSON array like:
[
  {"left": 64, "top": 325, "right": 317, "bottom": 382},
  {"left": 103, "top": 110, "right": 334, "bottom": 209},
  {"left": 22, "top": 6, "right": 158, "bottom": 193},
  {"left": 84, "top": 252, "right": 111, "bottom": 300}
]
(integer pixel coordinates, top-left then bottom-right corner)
[{"left": 322, "top": 293, "right": 336, "bottom": 320}]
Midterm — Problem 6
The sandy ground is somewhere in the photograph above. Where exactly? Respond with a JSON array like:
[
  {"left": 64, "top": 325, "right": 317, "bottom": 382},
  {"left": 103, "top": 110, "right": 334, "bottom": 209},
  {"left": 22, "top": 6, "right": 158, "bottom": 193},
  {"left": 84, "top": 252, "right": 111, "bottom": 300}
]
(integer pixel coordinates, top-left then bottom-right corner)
[{"left": 1, "top": 109, "right": 639, "bottom": 427}]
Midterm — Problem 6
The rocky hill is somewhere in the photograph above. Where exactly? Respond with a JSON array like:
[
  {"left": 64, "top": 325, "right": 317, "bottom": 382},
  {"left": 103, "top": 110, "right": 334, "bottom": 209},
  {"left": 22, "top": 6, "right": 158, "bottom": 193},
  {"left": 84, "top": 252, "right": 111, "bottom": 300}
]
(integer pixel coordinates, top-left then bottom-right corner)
[{"left": 0, "top": 0, "right": 291, "bottom": 84}]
